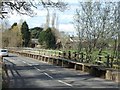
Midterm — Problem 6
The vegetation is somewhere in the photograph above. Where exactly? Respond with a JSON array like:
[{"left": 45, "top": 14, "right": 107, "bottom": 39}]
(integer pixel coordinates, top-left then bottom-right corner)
[
  {"left": 2, "top": 22, "right": 22, "bottom": 47},
  {"left": 0, "top": 0, "right": 68, "bottom": 19},
  {"left": 21, "top": 21, "right": 31, "bottom": 47},
  {"left": 38, "top": 28, "right": 56, "bottom": 49},
  {"left": 30, "top": 27, "right": 43, "bottom": 39},
  {"left": 1, "top": 1, "right": 119, "bottom": 69},
  {"left": 73, "top": 2, "right": 120, "bottom": 63}
]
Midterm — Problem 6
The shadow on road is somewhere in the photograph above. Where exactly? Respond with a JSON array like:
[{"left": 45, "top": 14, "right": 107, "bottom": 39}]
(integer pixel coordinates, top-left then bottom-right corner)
[
  {"left": 8, "top": 55, "right": 18, "bottom": 57},
  {"left": 2, "top": 56, "right": 119, "bottom": 89}
]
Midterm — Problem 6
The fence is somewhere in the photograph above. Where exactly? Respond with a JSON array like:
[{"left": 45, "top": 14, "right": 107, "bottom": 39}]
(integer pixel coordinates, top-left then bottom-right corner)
[
  {"left": 8, "top": 48, "right": 120, "bottom": 83},
  {"left": 9, "top": 47, "right": 119, "bottom": 69}
]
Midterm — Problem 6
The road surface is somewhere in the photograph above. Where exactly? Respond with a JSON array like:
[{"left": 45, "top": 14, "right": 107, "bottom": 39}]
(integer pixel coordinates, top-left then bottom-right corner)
[{"left": 3, "top": 54, "right": 119, "bottom": 89}]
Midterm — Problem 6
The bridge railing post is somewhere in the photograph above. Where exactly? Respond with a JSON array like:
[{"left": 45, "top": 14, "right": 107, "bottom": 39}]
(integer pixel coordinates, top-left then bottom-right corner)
[
  {"left": 74, "top": 52, "right": 77, "bottom": 61},
  {"left": 62, "top": 51, "right": 66, "bottom": 58},
  {"left": 110, "top": 56, "right": 114, "bottom": 68},
  {"left": 106, "top": 54, "right": 110, "bottom": 68},
  {"left": 58, "top": 52, "right": 61, "bottom": 57},
  {"left": 68, "top": 51, "right": 71, "bottom": 59},
  {"left": 80, "top": 52, "right": 84, "bottom": 63}
]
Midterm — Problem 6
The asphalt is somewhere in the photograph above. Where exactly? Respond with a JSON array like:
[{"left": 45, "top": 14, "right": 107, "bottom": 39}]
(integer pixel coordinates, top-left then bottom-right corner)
[{"left": 2, "top": 54, "right": 119, "bottom": 90}]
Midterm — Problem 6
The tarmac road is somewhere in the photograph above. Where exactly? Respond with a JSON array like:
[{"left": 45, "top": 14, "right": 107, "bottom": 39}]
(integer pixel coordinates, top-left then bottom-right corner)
[{"left": 2, "top": 54, "right": 119, "bottom": 89}]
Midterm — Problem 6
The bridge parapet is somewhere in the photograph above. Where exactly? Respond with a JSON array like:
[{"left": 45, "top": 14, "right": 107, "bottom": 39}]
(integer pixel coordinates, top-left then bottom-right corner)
[{"left": 8, "top": 50, "right": 120, "bottom": 83}]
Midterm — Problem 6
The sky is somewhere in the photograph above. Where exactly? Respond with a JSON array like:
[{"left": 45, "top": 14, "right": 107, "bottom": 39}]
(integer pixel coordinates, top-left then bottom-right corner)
[
  {"left": 1, "top": 0, "right": 119, "bottom": 36},
  {"left": 3, "top": 0, "right": 79, "bottom": 36}
]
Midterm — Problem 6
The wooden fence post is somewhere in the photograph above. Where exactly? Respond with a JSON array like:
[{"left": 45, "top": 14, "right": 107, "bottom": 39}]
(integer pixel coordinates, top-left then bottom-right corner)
[
  {"left": 63, "top": 51, "right": 66, "bottom": 58},
  {"left": 68, "top": 51, "right": 71, "bottom": 59},
  {"left": 106, "top": 54, "right": 110, "bottom": 68},
  {"left": 80, "top": 52, "right": 84, "bottom": 62},
  {"left": 110, "top": 56, "right": 114, "bottom": 68},
  {"left": 59, "top": 52, "right": 61, "bottom": 57},
  {"left": 74, "top": 52, "right": 77, "bottom": 61}
]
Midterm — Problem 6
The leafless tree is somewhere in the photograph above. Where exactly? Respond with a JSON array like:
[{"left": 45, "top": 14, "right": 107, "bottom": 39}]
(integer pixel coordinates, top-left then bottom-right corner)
[
  {"left": 112, "top": 2, "right": 120, "bottom": 58},
  {"left": 73, "top": 1, "right": 96, "bottom": 62},
  {"left": 0, "top": 0, "right": 68, "bottom": 19},
  {"left": 59, "top": 31, "right": 69, "bottom": 50},
  {"left": 2, "top": 22, "right": 22, "bottom": 47},
  {"left": 73, "top": 1, "right": 120, "bottom": 63}
]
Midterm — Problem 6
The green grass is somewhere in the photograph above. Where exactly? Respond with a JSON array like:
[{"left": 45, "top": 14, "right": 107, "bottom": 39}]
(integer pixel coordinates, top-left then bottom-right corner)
[{"left": 23, "top": 48, "right": 119, "bottom": 69}]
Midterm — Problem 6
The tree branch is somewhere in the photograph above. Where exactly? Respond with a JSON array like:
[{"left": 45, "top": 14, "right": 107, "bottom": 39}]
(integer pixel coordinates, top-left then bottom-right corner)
[{"left": 0, "top": 0, "right": 68, "bottom": 19}]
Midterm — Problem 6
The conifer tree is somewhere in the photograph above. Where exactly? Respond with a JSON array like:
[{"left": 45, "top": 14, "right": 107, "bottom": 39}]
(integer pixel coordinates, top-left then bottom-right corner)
[{"left": 21, "top": 21, "right": 31, "bottom": 47}]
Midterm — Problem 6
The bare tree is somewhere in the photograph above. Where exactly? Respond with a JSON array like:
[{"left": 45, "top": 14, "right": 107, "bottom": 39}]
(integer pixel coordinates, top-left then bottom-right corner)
[
  {"left": 59, "top": 31, "right": 69, "bottom": 50},
  {"left": 73, "top": 9, "right": 84, "bottom": 52},
  {"left": 117, "top": 2, "right": 120, "bottom": 58},
  {"left": 112, "top": 2, "right": 120, "bottom": 58},
  {"left": 0, "top": 0, "right": 68, "bottom": 19},
  {"left": 2, "top": 22, "right": 22, "bottom": 47},
  {"left": 0, "top": 19, "right": 10, "bottom": 48},
  {"left": 73, "top": 1, "right": 96, "bottom": 62},
  {"left": 73, "top": 1, "right": 119, "bottom": 63}
]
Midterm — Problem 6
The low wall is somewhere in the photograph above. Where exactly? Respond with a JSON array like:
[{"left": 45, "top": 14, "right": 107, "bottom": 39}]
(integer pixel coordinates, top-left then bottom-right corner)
[{"left": 9, "top": 50, "right": 120, "bottom": 83}]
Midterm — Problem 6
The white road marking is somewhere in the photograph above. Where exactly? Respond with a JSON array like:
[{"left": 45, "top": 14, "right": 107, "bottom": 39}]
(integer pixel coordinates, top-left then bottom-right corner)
[
  {"left": 34, "top": 67, "right": 42, "bottom": 71},
  {"left": 28, "top": 63, "right": 39, "bottom": 66},
  {"left": 22, "top": 61, "right": 33, "bottom": 67},
  {"left": 32, "top": 64, "right": 39, "bottom": 66},
  {"left": 26, "top": 63, "right": 73, "bottom": 87},
  {"left": 33, "top": 66, "right": 54, "bottom": 79},
  {"left": 58, "top": 80, "right": 73, "bottom": 87},
  {"left": 34, "top": 67, "right": 53, "bottom": 79},
  {"left": 22, "top": 61, "right": 26, "bottom": 63},
  {"left": 27, "top": 63, "right": 32, "bottom": 66},
  {"left": 44, "top": 72, "right": 54, "bottom": 79}
]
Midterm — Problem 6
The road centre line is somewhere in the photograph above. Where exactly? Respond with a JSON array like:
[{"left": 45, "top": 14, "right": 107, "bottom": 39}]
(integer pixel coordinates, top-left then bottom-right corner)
[
  {"left": 27, "top": 63, "right": 32, "bottom": 66},
  {"left": 33, "top": 66, "right": 54, "bottom": 79},
  {"left": 58, "top": 80, "right": 73, "bottom": 87},
  {"left": 44, "top": 72, "right": 54, "bottom": 79},
  {"left": 22, "top": 61, "right": 26, "bottom": 64},
  {"left": 25, "top": 62, "right": 53, "bottom": 79},
  {"left": 34, "top": 67, "right": 73, "bottom": 87},
  {"left": 22, "top": 60, "right": 73, "bottom": 87},
  {"left": 34, "top": 66, "right": 42, "bottom": 72}
]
